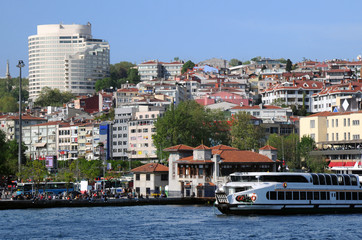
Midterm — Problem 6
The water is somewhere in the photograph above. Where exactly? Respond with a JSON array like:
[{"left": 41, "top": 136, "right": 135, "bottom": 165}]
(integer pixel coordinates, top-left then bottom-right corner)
[{"left": 1, "top": 205, "right": 362, "bottom": 239}]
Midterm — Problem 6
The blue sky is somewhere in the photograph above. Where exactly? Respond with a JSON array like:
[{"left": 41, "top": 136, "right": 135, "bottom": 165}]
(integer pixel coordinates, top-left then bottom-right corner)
[{"left": 1, "top": 0, "right": 362, "bottom": 77}]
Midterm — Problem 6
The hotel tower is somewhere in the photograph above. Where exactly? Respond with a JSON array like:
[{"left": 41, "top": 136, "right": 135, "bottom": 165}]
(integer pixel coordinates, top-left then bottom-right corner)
[{"left": 28, "top": 23, "right": 110, "bottom": 102}]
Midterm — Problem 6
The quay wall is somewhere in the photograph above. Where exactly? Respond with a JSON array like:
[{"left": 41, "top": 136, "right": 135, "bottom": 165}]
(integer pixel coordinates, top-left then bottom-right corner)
[{"left": 0, "top": 198, "right": 215, "bottom": 210}]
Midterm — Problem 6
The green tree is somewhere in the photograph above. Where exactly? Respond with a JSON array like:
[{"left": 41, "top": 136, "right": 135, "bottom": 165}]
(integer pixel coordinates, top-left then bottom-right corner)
[
  {"left": 34, "top": 87, "right": 74, "bottom": 107},
  {"left": 229, "top": 58, "right": 242, "bottom": 67},
  {"left": 126, "top": 68, "right": 141, "bottom": 84},
  {"left": 0, "top": 94, "right": 17, "bottom": 112},
  {"left": 95, "top": 77, "right": 117, "bottom": 92},
  {"left": 19, "top": 160, "right": 47, "bottom": 193},
  {"left": 153, "top": 101, "right": 230, "bottom": 159},
  {"left": 251, "top": 56, "right": 262, "bottom": 62},
  {"left": 286, "top": 59, "right": 293, "bottom": 72},
  {"left": 110, "top": 61, "right": 135, "bottom": 80},
  {"left": 298, "top": 135, "right": 316, "bottom": 170},
  {"left": 243, "top": 60, "right": 251, "bottom": 65},
  {"left": 69, "top": 158, "right": 102, "bottom": 182},
  {"left": 55, "top": 169, "right": 75, "bottom": 193},
  {"left": 230, "top": 112, "right": 265, "bottom": 150},
  {"left": 268, "top": 133, "right": 300, "bottom": 169},
  {"left": 181, "top": 60, "right": 195, "bottom": 74}
]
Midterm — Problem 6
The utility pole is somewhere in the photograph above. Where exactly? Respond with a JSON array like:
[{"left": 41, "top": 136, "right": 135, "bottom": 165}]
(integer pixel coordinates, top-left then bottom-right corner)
[{"left": 16, "top": 60, "right": 25, "bottom": 178}]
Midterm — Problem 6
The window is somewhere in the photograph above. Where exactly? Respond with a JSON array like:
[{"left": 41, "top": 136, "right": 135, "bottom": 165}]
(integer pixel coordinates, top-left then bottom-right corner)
[
  {"left": 293, "top": 191, "right": 299, "bottom": 200},
  {"left": 278, "top": 191, "right": 284, "bottom": 200},
  {"left": 344, "top": 118, "right": 346, "bottom": 127},
  {"left": 146, "top": 174, "right": 150, "bottom": 181},
  {"left": 136, "top": 174, "right": 140, "bottom": 181},
  {"left": 286, "top": 191, "right": 292, "bottom": 200},
  {"left": 270, "top": 191, "right": 277, "bottom": 200},
  {"left": 146, "top": 188, "right": 150, "bottom": 195},
  {"left": 336, "top": 119, "right": 338, "bottom": 127},
  {"left": 310, "top": 120, "right": 315, "bottom": 128},
  {"left": 300, "top": 192, "right": 306, "bottom": 200},
  {"left": 161, "top": 174, "right": 168, "bottom": 181}
]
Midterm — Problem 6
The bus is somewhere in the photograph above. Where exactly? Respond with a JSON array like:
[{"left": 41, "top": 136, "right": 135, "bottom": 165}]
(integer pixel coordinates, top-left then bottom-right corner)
[{"left": 16, "top": 182, "right": 74, "bottom": 195}]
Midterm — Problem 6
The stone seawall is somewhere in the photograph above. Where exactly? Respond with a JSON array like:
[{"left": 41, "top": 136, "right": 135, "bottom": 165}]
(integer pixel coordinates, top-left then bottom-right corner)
[{"left": 0, "top": 198, "right": 215, "bottom": 210}]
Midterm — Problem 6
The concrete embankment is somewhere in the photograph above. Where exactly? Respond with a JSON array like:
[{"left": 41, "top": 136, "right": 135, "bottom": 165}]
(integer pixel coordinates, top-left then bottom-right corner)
[{"left": 0, "top": 197, "right": 215, "bottom": 210}]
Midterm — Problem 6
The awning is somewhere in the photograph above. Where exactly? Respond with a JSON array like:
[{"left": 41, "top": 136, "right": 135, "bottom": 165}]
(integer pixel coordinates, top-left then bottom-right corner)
[
  {"left": 328, "top": 161, "right": 360, "bottom": 168},
  {"left": 34, "top": 142, "right": 46, "bottom": 148}
]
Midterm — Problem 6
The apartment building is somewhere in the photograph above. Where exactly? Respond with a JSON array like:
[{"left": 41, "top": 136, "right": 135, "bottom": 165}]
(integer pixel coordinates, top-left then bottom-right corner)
[
  {"left": 23, "top": 121, "right": 59, "bottom": 161},
  {"left": 261, "top": 80, "right": 324, "bottom": 112},
  {"left": 0, "top": 115, "right": 47, "bottom": 141},
  {"left": 128, "top": 105, "right": 165, "bottom": 160},
  {"left": 112, "top": 107, "right": 136, "bottom": 159},
  {"left": 137, "top": 60, "right": 183, "bottom": 81},
  {"left": 311, "top": 82, "right": 362, "bottom": 113}
]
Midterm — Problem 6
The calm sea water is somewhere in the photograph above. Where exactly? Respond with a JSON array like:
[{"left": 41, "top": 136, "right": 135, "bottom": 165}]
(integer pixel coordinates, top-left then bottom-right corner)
[{"left": 1, "top": 205, "right": 362, "bottom": 239}]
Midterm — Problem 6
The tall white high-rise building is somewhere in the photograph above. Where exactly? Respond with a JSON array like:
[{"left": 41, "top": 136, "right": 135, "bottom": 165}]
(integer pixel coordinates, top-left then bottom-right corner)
[{"left": 28, "top": 22, "right": 110, "bottom": 102}]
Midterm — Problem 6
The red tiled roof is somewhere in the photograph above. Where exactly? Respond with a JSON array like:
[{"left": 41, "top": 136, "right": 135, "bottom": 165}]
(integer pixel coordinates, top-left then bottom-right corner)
[
  {"left": 220, "top": 151, "right": 274, "bottom": 163},
  {"left": 117, "top": 88, "right": 138, "bottom": 92},
  {"left": 231, "top": 105, "right": 282, "bottom": 110},
  {"left": 131, "top": 163, "right": 169, "bottom": 173},
  {"left": 163, "top": 144, "right": 194, "bottom": 152},
  {"left": 313, "top": 82, "right": 362, "bottom": 96},
  {"left": 262, "top": 80, "right": 324, "bottom": 93},
  {"left": 0, "top": 115, "right": 46, "bottom": 121},
  {"left": 305, "top": 111, "right": 362, "bottom": 118},
  {"left": 211, "top": 145, "right": 238, "bottom": 150},
  {"left": 259, "top": 145, "right": 277, "bottom": 150},
  {"left": 194, "top": 144, "right": 211, "bottom": 150}
]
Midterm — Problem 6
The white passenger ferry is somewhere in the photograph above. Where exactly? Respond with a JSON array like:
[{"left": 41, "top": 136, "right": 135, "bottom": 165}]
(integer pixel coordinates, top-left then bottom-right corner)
[{"left": 215, "top": 172, "right": 362, "bottom": 215}]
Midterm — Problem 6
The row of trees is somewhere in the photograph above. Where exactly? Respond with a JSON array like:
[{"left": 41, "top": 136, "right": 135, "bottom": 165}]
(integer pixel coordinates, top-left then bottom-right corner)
[{"left": 153, "top": 101, "right": 324, "bottom": 172}]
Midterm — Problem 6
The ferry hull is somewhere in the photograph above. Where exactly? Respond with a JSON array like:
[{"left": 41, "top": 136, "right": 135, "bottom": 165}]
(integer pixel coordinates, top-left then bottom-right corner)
[{"left": 216, "top": 203, "right": 362, "bottom": 215}]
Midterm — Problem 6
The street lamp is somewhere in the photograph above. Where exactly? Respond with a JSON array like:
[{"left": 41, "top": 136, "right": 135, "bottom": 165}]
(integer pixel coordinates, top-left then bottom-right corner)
[{"left": 16, "top": 60, "right": 25, "bottom": 176}]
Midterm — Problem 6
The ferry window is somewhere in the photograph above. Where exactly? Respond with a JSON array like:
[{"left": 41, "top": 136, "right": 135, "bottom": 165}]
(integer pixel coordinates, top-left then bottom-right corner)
[
  {"left": 278, "top": 191, "right": 285, "bottom": 200},
  {"left": 318, "top": 174, "right": 326, "bottom": 185},
  {"left": 270, "top": 191, "right": 277, "bottom": 200},
  {"left": 331, "top": 175, "right": 338, "bottom": 185},
  {"left": 293, "top": 191, "right": 299, "bottom": 200},
  {"left": 346, "top": 192, "right": 352, "bottom": 200},
  {"left": 327, "top": 192, "right": 330, "bottom": 200},
  {"left": 359, "top": 192, "right": 362, "bottom": 200},
  {"left": 344, "top": 175, "right": 351, "bottom": 185},
  {"left": 320, "top": 192, "right": 326, "bottom": 200},
  {"left": 286, "top": 191, "right": 292, "bottom": 200},
  {"left": 339, "top": 192, "right": 345, "bottom": 200},
  {"left": 311, "top": 174, "right": 319, "bottom": 185},
  {"left": 352, "top": 192, "right": 358, "bottom": 200},
  {"left": 337, "top": 175, "right": 345, "bottom": 185},
  {"left": 350, "top": 175, "right": 358, "bottom": 186},
  {"left": 266, "top": 192, "right": 270, "bottom": 200},
  {"left": 314, "top": 192, "right": 320, "bottom": 200},
  {"left": 307, "top": 192, "right": 313, "bottom": 200},
  {"left": 300, "top": 192, "right": 306, "bottom": 200},
  {"left": 325, "top": 174, "right": 332, "bottom": 185}
]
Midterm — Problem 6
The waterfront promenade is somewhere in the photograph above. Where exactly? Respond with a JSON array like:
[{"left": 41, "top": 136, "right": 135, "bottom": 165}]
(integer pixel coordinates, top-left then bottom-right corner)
[{"left": 0, "top": 197, "right": 214, "bottom": 210}]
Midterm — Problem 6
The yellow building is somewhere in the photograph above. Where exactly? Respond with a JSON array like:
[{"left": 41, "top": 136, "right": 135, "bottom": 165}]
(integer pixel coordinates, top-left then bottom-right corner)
[
  {"left": 300, "top": 111, "right": 362, "bottom": 148},
  {"left": 300, "top": 111, "right": 362, "bottom": 174}
]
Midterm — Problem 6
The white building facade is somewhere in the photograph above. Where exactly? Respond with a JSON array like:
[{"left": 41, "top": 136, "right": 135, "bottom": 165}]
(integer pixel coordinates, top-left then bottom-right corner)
[{"left": 28, "top": 23, "right": 110, "bottom": 101}]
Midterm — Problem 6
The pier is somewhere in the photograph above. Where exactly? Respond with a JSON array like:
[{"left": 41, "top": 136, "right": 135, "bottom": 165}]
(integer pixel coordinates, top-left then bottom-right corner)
[{"left": 0, "top": 197, "right": 215, "bottom": 210}]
